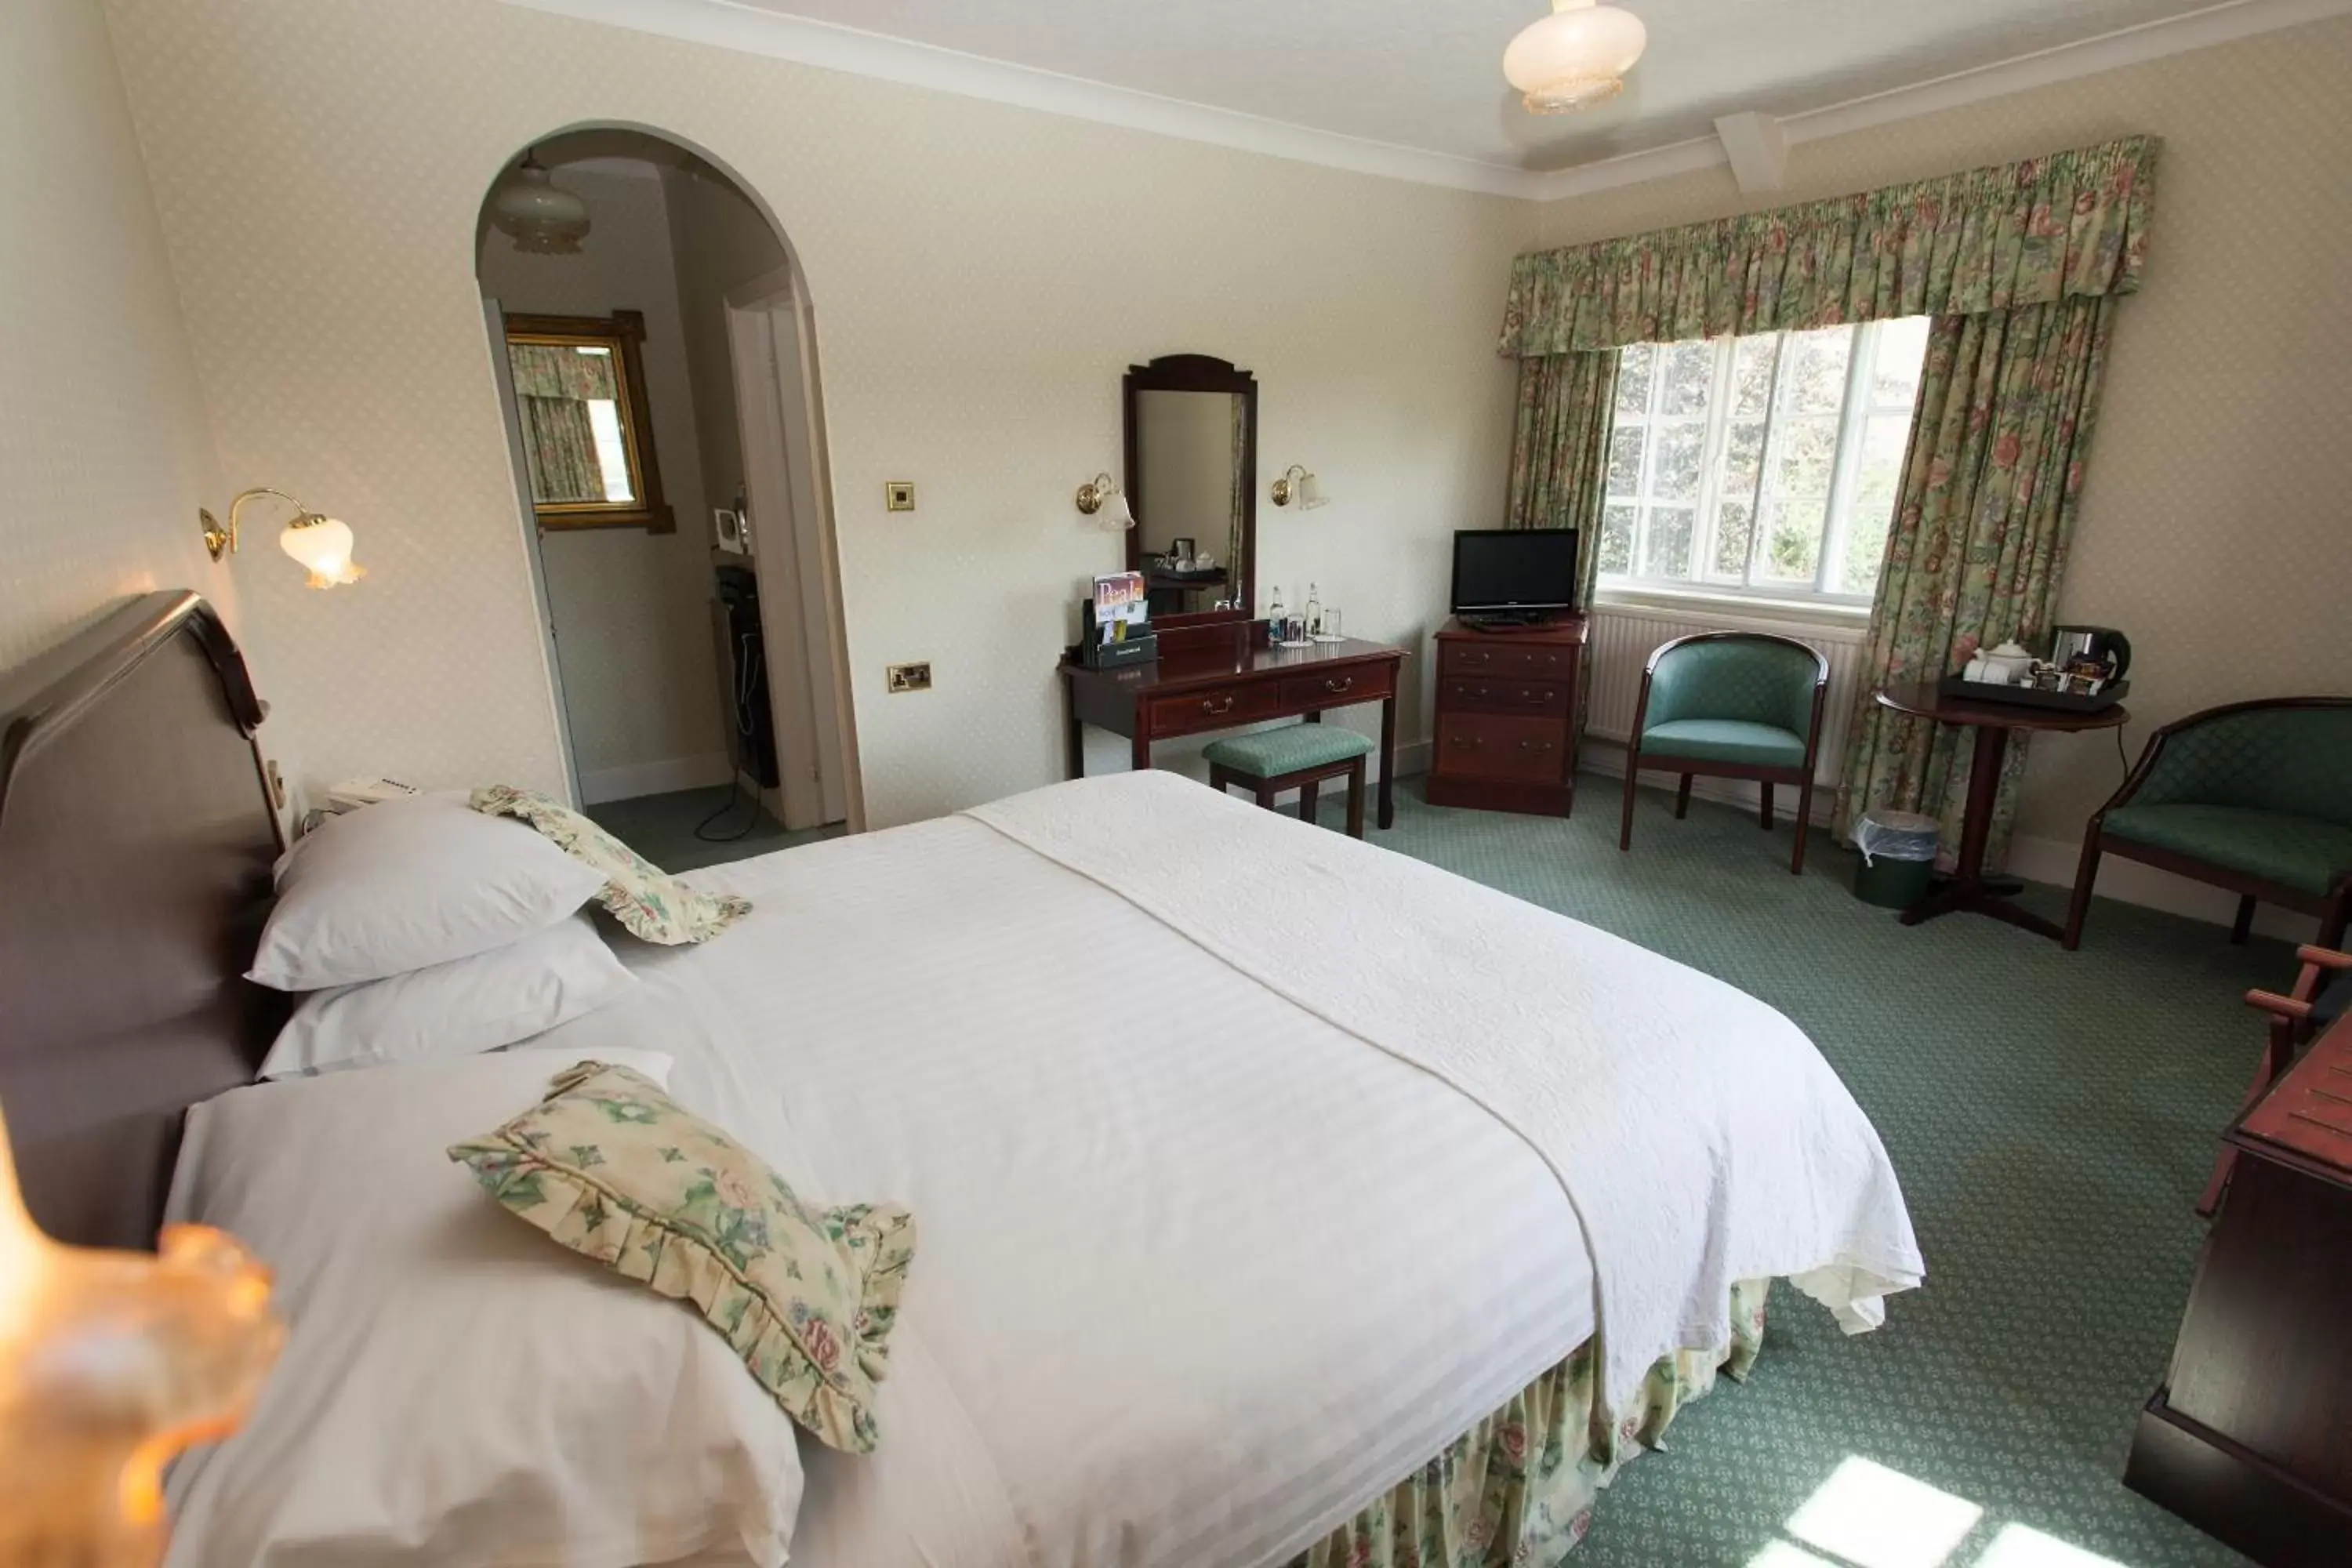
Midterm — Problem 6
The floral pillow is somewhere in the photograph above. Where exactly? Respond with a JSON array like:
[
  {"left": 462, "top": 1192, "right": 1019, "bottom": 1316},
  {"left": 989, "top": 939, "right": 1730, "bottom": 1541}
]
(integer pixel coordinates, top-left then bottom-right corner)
[
  {"left": 448, "top": 1062, "right": 916, "bottom": 1454},
  {"left": 470, "top": 785, "right": 750, "bottom": 944}
]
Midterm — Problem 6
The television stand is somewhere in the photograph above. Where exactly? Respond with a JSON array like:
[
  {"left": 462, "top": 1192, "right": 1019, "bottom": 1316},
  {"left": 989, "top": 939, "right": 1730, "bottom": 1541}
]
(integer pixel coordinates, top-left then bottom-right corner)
[{"left": 1456, "top": 610, "right": 1563, "bottom": 633}]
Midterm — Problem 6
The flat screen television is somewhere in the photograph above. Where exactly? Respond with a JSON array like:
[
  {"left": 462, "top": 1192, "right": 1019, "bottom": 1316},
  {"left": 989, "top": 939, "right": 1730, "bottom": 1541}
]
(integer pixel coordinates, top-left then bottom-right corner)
[{"left": 1450, "top": 528, "right": 1579, "bottom": 623}]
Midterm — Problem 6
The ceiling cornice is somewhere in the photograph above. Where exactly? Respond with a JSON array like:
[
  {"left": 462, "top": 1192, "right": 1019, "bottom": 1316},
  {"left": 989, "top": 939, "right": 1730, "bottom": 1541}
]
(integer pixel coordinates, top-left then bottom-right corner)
[
  {"left": 1525, "top": 0, "right": 2352, "bottom": 201},
  {"left": 499, "top": 0, "right": 2352, "bottom": 205}
]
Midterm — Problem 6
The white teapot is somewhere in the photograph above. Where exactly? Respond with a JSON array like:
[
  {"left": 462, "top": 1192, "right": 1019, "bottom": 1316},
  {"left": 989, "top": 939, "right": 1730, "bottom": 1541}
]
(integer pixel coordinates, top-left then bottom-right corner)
[{"left": 1964, "top": 641, "right": 2036, "bottom": 685}]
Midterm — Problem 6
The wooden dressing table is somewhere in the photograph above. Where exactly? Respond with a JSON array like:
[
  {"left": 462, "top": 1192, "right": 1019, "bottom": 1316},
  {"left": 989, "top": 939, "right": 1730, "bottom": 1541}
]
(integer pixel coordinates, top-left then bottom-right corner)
[{"left": 1060, "top": 619, "right": 1407, "bottom": 829}]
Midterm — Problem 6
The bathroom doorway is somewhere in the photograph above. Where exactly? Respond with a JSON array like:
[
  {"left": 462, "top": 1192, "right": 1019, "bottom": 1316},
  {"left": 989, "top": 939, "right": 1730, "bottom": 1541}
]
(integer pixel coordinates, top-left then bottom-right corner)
[{"left": 474, "top": 126, "right": 858, "bottom": 869}]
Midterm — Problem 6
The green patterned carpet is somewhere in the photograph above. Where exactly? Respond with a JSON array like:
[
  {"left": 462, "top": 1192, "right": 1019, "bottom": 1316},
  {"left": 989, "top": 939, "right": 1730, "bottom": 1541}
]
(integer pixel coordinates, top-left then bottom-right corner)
[{"left": 1320, "top": 776, "right": 2278, "bottom": 1568}]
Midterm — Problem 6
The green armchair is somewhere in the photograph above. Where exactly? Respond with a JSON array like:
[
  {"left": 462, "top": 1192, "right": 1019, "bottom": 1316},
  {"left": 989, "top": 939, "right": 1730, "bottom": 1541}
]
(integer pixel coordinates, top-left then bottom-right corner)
[
  {"left": 1618, "top": 631, "right": 1830, "bottom": 875},
  {"left": 2064, "top": 697, "right": 2352, "bottom": 951}
]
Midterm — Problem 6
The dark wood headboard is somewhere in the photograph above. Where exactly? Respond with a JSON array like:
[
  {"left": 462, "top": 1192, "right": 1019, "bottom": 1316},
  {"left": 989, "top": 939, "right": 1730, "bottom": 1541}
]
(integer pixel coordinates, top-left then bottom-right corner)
[{"left": 0, "top": 592, "right": 284, "bottom": 1249}]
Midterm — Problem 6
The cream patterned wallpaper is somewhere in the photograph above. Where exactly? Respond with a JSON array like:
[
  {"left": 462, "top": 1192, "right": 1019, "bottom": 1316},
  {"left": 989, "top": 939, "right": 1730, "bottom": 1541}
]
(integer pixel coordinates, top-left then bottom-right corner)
[
  {"left": 478, "top": 163, "right": 730, "bottom": 798},
  {"left": 0, "top": 0, "right": 229, "bottom": 672},
  {"left": 100, "top": 0, "right": 1533, "bottom": 826},
  {"left": 1534, "top": 14, "right": 2352, "bottom": 841}
]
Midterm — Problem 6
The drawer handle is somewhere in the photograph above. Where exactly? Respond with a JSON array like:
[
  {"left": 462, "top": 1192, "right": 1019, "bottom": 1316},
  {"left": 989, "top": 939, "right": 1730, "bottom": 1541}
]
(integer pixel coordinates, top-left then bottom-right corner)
[
  {"left": 1519, "top": 739, "right": 1555, "bottom": 753},
  {"left": 1200, "top": 695, "right": 1237, "bottom": 716},
  {"left": 1322, "top": 676, "right": 1355, "bottom": 695}
]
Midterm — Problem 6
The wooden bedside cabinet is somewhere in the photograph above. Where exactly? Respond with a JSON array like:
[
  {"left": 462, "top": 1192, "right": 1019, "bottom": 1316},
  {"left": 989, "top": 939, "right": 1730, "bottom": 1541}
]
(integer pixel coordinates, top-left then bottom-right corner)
[{"left": 1425, "top": 615, "right": 1587, "bottom": 817}]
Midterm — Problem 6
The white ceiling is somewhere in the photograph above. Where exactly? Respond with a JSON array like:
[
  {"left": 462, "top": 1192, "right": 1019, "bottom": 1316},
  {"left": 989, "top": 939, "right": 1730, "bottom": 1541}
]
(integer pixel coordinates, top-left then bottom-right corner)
[{"left": 714, "top": 0, "right": 2231, "bottom": 172}]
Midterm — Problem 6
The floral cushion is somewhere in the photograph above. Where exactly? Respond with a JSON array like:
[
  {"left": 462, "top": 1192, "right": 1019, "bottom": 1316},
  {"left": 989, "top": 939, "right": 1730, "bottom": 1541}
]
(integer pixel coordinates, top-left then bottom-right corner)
[
  {"left": 470, "top": 785, "right": 750, "bottom": 944},
  {"left": 447, "top": 1062, "right": 916, "bottom": 1454}
]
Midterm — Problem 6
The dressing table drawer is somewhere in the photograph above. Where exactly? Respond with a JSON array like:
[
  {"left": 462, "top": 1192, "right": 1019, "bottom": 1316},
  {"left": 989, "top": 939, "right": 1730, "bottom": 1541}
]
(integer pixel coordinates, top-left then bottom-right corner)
[
  {"left": 1280, "top": 665, "right": 1394, "bottom": 710},
  {"left": 1435, "top": 715, "right": 1570, "bottom": 782},
  {"left": 1439, "top": 641, "right": 1575, "bottom": 681},
  {"left": 1147, "top": 684, "right": 1283, "bottom": 737},
  {"left": 1443, "top": 677, "right": 1570, "bottom": 715}
]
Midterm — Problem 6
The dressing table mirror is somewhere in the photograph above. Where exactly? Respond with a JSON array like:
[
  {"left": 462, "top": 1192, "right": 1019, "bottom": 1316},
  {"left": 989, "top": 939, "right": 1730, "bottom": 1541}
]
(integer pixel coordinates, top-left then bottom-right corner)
[{"left": 1124, "top": 354, "right": 1255, "bottom": 623}]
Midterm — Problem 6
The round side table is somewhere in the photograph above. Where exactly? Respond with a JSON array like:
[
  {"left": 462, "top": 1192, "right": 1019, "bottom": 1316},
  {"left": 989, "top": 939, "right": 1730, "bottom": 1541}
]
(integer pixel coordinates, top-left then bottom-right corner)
[{"left": 1873, "top": 682, "right": 2129, "bottom": 942}]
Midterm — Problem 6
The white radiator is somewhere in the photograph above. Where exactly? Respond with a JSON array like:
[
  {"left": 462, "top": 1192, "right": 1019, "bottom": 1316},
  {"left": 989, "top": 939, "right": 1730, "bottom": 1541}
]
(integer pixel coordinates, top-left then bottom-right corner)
[{"left": 1585, "top": 601, "right": 1871, "bottom": 791}]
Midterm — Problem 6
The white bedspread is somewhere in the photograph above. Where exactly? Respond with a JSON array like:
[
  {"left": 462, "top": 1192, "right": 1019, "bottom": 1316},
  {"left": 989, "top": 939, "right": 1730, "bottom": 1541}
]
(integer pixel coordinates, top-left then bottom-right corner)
[
  {"left": 971, "top": 772, "right": 1924, "bottom": 1415},
  {"left": 536, "top": 771, "right": 1918, "bottom": 1567}
]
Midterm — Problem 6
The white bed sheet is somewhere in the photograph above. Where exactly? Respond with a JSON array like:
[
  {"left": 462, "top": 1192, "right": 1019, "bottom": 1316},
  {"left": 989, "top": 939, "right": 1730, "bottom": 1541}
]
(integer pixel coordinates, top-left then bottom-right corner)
[{"left": 539, "top": 804, "right": 1594, "bottom": 1568}]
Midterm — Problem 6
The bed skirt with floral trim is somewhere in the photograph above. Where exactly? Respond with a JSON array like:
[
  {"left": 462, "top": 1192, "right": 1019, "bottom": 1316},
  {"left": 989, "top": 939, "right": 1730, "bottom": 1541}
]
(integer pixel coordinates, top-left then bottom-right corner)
[{"left": 1290, "top": 1279, "right": 1770, "bottom": 1568}]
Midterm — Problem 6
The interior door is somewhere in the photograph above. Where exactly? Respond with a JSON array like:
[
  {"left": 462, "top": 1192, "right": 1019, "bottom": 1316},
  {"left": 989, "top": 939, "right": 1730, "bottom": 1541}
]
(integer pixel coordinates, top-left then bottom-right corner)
[{"left": 483, "top": 297, "right": 584, "bottom": 808}]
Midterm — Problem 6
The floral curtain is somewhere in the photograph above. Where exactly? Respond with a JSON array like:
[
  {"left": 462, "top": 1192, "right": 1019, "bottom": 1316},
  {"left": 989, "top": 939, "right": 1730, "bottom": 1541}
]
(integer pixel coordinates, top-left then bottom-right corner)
[
  {"left": 510, "top": 342, "right": 619, "bottom": 504},
  {"left": 1503, "top": 350, "right": 1619, "bottom": 608},
  {"left": 1497, "top": 138, "right": 2157, "bottom": 356},
  {"left": 1834, "top": 296, "right": 2118, "bottom": 857}
]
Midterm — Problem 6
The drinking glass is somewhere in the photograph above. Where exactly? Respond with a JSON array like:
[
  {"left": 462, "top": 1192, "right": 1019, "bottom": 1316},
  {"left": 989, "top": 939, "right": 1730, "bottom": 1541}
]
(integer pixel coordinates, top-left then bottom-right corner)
[{"left": 1316, "top": 606, "right": 1342, "bottom": 642}]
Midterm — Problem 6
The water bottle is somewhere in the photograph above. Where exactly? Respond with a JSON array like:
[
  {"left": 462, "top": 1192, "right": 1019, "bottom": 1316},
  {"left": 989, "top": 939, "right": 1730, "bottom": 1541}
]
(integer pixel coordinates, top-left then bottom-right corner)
[
  {"left": 1305, "top": 583, "right": 1323, "bottom": 639},
  {"left": 1267, "top": 586, "right": 1285, "bottom": 641}
]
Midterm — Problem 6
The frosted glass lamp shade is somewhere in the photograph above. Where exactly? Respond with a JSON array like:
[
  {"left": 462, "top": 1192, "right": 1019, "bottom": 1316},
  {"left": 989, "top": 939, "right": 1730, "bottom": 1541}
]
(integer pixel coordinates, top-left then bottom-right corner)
[
  {"left": 1102, "top": 488, "right": 1135, "bottom": 532},
  {"left": 280, "top": 516, "right": 364, "bottom": 589},
  {"left": 1504, "top": 0, "right": 1648, "bottom": 113},
  {"left": 488, "top": 159, "right": 590, "bottom": 255}
]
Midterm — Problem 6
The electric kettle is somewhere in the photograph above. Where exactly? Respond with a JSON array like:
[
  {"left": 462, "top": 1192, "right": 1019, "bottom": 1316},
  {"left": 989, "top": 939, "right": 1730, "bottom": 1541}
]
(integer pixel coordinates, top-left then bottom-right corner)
[{"left": 2048, "top": 625, "right": 2131, "bottom": 684}]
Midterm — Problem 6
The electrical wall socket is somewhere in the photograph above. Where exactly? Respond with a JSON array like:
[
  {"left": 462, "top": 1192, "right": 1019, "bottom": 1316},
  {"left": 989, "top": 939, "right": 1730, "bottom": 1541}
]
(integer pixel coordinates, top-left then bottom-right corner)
[{"left": 887, "top": 661, "right": 932, "bottom": 694}]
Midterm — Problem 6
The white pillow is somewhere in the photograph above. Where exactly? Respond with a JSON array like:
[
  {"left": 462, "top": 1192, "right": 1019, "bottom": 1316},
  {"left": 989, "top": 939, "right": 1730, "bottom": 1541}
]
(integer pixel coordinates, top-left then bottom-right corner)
[
  {"left": 248, "top": 792, "right": 608, "bottom": 990},
  {"left": 258, "top": 913, "right": 637, "bottom": 1079},
  {"left": 162, "top": 1050, "right": 804, "bottom": 1568}
]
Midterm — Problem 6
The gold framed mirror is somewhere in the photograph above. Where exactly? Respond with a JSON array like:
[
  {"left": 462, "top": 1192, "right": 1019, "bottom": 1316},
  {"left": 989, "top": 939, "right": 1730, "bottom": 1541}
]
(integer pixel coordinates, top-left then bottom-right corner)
[{"left": 503, "top": 310, "right": 674, "bottom": 532}]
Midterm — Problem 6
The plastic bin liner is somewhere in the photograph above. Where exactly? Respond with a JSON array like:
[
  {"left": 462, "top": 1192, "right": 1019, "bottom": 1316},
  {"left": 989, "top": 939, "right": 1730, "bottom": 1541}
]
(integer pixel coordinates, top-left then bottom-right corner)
[{"left": 1853, "top": 810, "right": 1939, "bottom": 866}]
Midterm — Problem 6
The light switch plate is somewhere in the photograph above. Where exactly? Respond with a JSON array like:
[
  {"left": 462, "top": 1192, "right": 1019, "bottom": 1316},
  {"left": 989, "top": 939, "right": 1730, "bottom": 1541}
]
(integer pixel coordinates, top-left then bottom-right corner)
[
  {"left": 884, "top": 481, "right": 916, "bottom": 512},
  {"left": 887, "top": 661, "right": 932, "bottom": 693}
]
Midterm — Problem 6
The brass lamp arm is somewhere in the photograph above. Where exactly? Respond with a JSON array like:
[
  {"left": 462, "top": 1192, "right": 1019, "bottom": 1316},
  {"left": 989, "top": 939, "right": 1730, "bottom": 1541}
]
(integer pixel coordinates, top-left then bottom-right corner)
[{"left": 201, "top": 488, "right": 313, "bottom": 562}]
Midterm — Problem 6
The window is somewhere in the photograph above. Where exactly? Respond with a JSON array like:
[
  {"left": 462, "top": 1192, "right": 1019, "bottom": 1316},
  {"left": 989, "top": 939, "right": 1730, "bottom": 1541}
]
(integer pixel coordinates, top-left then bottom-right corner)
[{"left": 1599, "top": 318, "right": 1929, "bottom": 604}]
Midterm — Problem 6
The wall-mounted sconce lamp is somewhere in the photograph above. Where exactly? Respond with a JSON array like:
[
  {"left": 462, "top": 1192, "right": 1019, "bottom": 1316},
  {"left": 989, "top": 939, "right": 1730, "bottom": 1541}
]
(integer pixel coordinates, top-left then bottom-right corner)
[
  {"left": 1271, "top": 464, "right": 1328, "bottom": 510},
  {"left": 1074, "top": 473, "right": 1134, "bottom": 532},
  {"left": 201, "top": 489, "right": 365, "bottom": 588}
]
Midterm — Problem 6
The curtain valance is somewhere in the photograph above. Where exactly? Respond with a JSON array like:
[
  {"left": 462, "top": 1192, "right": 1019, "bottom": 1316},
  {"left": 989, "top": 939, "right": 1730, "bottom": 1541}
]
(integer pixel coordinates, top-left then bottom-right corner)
[{"left": 1497, "top": 136, "right": 2158, "bottom": 358}]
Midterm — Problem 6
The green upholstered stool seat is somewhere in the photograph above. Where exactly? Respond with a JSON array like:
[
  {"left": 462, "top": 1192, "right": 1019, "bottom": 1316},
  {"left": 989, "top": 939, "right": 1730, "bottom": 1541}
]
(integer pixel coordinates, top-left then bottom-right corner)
[
  {"left": 1205, "top": 724, "right": 1374, "bottom": 838},
  {"left": 1203, "top": 724, "right": 1372, "bottom": 775},
  {"left": 2103, "top": 804, "right": 2352, "bottom": 899},
  {"left": 1639, "top": 718, "right": 1807, "bottom": 771}
]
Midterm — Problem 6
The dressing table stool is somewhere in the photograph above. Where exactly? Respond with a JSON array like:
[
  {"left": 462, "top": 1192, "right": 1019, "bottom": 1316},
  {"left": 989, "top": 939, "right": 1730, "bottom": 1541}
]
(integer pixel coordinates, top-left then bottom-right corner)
[{"left": 1204, "top": 726, "right": 1373, "bottom": 839}]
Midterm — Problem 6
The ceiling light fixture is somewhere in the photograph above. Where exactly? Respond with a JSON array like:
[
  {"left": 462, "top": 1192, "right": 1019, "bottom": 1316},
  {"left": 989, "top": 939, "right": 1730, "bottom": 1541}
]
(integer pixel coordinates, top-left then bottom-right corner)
[
  {"left": 1504, "top": 0, "right": 1648, "bottom": 114},
  {"left": 487, "top": 148, "right": 592, "bottom": 256}
]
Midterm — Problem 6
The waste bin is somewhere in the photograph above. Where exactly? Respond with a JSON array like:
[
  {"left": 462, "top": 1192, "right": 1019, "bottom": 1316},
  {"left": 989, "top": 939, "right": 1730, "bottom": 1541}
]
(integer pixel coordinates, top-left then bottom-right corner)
[{"left": 1852, "top": 811, "right": 1939, "bottom": 909}]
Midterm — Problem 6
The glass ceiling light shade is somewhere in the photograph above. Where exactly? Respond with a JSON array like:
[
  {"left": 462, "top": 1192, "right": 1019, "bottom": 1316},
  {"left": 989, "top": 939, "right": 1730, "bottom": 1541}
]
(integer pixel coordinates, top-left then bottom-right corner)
[
  {"left": 280, "top": 514, "right": 364, "bottom": 589},
  {"left": 488, "top": 151, "right": 591, "bottom": 255},
  {"left": 1504, "top": 0, "right": 1648, "bottom": 114}
]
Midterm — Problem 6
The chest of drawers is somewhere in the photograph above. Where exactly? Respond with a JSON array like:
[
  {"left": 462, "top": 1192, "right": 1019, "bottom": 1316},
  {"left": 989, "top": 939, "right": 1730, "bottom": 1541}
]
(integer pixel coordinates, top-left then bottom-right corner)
[{"left": 1425, "top": 615, "right": 1587, "bottom": 817}]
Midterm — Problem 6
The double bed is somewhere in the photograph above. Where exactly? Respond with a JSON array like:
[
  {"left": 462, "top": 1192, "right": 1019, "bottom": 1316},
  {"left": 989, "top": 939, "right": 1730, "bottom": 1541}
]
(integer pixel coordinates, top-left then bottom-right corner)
[{"left": 0, "top": 593, "right": 1922, "bottom": 1566}]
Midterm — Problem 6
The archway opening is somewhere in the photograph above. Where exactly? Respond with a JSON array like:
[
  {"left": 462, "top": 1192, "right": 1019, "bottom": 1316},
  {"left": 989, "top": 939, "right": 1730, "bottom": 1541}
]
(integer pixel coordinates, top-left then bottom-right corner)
[{"left": 474, "top": 125, "right": 859, "bottom": 862}]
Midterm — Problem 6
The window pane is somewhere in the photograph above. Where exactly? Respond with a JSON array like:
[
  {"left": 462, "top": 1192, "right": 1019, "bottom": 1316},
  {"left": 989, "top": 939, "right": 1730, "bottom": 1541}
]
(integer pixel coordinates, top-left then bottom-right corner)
[
  {"left": 1722, "top": 419, "right": 1767, "bottom": 503},
  {"left": 1599, "top": 503, "right": 1635, "bottom": 574},
  {"left": 1838, "top": 412, "right": 1912, "bottom": 594},
  {"left": 1658, "top": 342, "right": 1715, "bottom": 417},
  {"left": 1713, "top": 501, "right": 1753, "bottom": 579},
  {"left": 1730, "top": 336, "right": 1779, "bottom": 418},
  {"left": 1613, "top": 344, "right": 1654, "bottom": 416},
  {"left": 1772, "top": 414, "right": 1839, "bottom": 495},
  {"left": 1759, "top": 495, "right": 1824, "bottom": 583},
  {"left": 585, "top": 400, "right": 637, "bottom": 503},
  {"left": 1784, "top": 328, "right": 1853, "bottom": 416},
  {"left": 1643, "top": 506, "right": 1694, "bottom": 578},
  {"left": 1651, "top": 423, "right": 1704, "bottom": 501},
  {"left": 1872, "top": 318, "right": 1931, "bottom": 407},
  {"left": 1606, "top": 426, "right": 1647, "bottom": 495}
]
